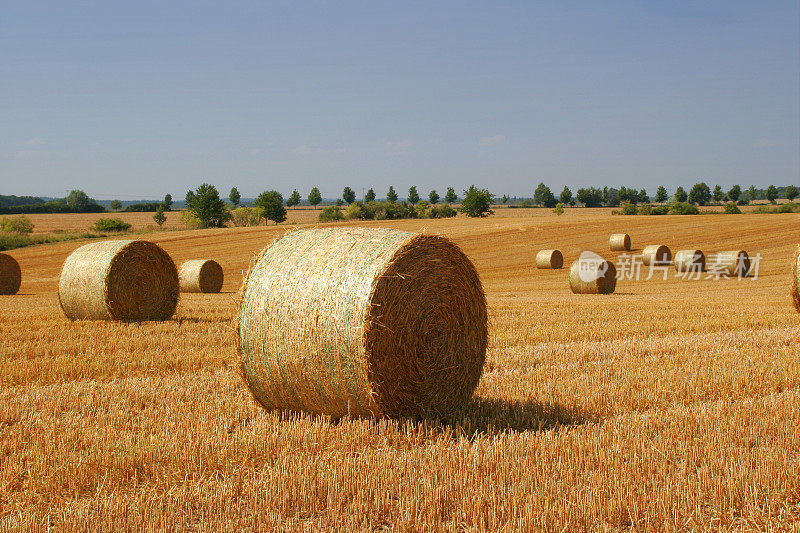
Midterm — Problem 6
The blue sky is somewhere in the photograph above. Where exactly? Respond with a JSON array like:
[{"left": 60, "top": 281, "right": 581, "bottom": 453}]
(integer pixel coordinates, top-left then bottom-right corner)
[{"left": 1, "top": 1, "right": 798, "bottom": 200}]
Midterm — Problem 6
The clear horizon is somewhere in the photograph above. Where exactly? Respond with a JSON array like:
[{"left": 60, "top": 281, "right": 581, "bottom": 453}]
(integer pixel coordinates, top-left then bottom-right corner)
[{"left": 1, "top": 1, "right": 798, "bottom": 200}]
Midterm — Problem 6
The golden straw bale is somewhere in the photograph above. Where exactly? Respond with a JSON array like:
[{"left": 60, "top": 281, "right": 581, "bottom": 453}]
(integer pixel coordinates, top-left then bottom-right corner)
[
  {"left": 673, "top": 249, "right": 706, "bottom": 273},
  {"left": 792, "top": 248, "right": 800, "bottom": 312},
  {"left": 536, "top": 249, "right": 563, "bottom": 269},
  {"left": 0, "top": 253, "right": 21, "bottom": 295},
  {"left": 179, "top": 259, "right": 223, "bottom": 293},
  {"left": 609, "top": 233, "right": 631, "bottom": 251},
  {"left": 237, "top": 227, "right": 488, "bottom": 418},
  {"left": 569, "top": 253, "right": 617, "bottom": 294},
  {"left": 642, "top": 245, "right": 672, "bottom": 266},
  {"left": 710, "top": 250, "right": 750, "bottom": 277}
]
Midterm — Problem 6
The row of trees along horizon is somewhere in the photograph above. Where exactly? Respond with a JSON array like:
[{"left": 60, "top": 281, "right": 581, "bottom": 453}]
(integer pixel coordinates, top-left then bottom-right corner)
[{"left": 1, "top": 182, "right": 797, "bottom": 228}]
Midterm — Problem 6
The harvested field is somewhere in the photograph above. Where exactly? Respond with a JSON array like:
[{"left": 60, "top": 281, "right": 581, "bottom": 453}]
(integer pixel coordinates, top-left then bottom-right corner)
[{"left": 1, "top": 209, "right": 799, "bottom": 530}]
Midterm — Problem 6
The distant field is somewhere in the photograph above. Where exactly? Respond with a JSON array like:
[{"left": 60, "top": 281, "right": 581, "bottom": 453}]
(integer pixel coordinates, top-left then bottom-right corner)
[{"left": 1, "top": 210, "right": 799, "bottom": 529}]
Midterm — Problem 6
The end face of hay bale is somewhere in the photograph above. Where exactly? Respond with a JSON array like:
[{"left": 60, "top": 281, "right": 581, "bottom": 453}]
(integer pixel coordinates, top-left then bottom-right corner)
[
  {"left": 673, "top": 249, "right": 706, "bottom": 273},
  {"left": 710, "top": 250, "right": 750, "bottom": 277},
  {"left": 535, "top": 249, "right": 563, "bottom": 269},
  {"left": 0, "top": 253, "right": 21, "bottom": 295},
  {"left": 609, "top": 233, "right": 631, "bottom": 251},
  {"left": 792, "top": 248, "right": 800, "bottom": 313},
  {"left": 237, "top": 227, "right": 488, "bottom": 419},
  {"left": 58, "top": 240, "right": 179, "bottom": 321},
  {"left": 179, "top": 259, "right": 224, "bottom": 293},
  {"left": 569, "top": 253, "right": 617, "bottom": 294},
  {"left": 642, "top": 245, "right": 672, "bottom": 266}
]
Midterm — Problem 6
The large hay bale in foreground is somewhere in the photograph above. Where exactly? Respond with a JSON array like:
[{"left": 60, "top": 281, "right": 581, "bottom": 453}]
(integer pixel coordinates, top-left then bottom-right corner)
[
  {"left": 0, "top": 253, "right": 21, "bottom": 295},
  {"left": 179, "top": 259, "right": 223, "bottom": 293},
  {"left": 237, "top": 227, "right": 488, "bottom": 418},
  {"left": 673, "top": 249, "right": 706, "bottom": 273},
  {"left": 642, "top": 245, "right": 672, "bottom": 266},
  {"left": 609, "top": 233, "right": 631, "bottom": 251},
  {"left": 792, "top": 248, "right": 800, "bottom": 312},
  {"left": 59, "top": 240, "right": 178, "bottom": 321},
  {"left": 711, "top": 250, "right": 750, "bottom": 277},
  {"left": 569, "top": 254, "right": 617, "bottom": 294},
  {"left": 536, "top": 249, "right": 563, "bottom": 269}
]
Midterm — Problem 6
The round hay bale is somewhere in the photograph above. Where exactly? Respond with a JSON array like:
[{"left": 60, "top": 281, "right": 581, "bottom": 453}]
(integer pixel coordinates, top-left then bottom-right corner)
[
  {"left": 0, "top": 253, "right": 21, "bottom": 295},
  {"left": 179, "top": 259, "right": 223, "bottom": 293},
  {"left": 536, "top": 249, "right": 563, "bottom": 269},
  {"left": 237, "top": 227, "right": 488, "bottom": 418},
  {"left": 642, "top": 245, "right": 672, "bottom": 266},
  {"left": 569, "top": 253, "right": 617, "bottom": 294},
  {"left": 792, "top": 248, "right": 800, "bottom": 313},
  {"left": 673, "top": 249, "right": 706, "bottom": 272},
  {"left": 609, "top": 233, "right": 631, "bottom": 251},
  {"left": 58, "top": 240, "right": 178, "bottom": 321},
  {"left": 711, "top": 250, "right": 750, "bottom": 277}
]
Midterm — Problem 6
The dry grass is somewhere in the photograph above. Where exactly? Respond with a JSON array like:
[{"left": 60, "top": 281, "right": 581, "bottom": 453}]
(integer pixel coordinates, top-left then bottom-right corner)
[{"left": 1, "top": 209, "right": 800, "bottom": 530}]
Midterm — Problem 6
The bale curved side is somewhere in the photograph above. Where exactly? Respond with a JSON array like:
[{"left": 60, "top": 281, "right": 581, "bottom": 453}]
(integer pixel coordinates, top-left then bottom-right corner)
[
  {"left": 179, "top": 259, "right": 224, "bottom": 293},
  {"left": 59, "top": 240, "right": 179, "bottom": 320},
  {"left": 642, "top": 245, "right": 672, "bottom": 266},
  {"left": 673, "top": 249, "right": 706, "bottom": 273},
  {"left": 536, "top": 249, "right": 563, "bottom": 269},
  {"left": 712, "top": 250, "right": 750, "bottom": 277},
  {"left": 609, "top": 233, "right": 631, "bottom": 251},
  {"left": 569, "top": 258, "right": 617, "bottom": 294},
  {"left": 237, "top": 227, "right": 488, "bottom": 418},
  {"left": 0, "top": 253, "right": 21, "bottom": 295},
  {"left": 792, "top": 248, "right": 800, "bottom": 313}
]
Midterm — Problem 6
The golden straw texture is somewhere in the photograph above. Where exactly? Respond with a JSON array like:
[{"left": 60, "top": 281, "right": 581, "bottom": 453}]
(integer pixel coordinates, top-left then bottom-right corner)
[
  {"left": 609, "top": 233, "right": 631, "bottom": 251},
  {"left": 792, "top": 248, "right": 800, "bottom": 313},
  {"left": 673, "top": 249, "right": 706, "bottom": 272},
  {"left": 569, "top": 258, "right": 617, "bottom": 294},
  {"left": 712, "top": 250, "right": 751, "bottom": 277},
  {"left": 58, "top": 240, "right": 179, "bottom": 321},
  {"left": 0, "top": 252, "right": 21, "bottom": 295},
  {"left": 642, "top": 245, "right": 672, "bottom": 266},
  {"left": 535, "top": 249, "right": 563, "bottom": 269},
  {"left": 179, "top": 259, "right": 224, "bottom": 293},
  {"left": 237, "top": 227, "right": 488, "bottom": 418}
]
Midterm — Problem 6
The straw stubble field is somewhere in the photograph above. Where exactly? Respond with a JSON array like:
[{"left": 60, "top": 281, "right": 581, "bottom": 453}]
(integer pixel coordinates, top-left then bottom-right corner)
[{"left": 1, "top": 209, "right": 799, "bottom": 530}]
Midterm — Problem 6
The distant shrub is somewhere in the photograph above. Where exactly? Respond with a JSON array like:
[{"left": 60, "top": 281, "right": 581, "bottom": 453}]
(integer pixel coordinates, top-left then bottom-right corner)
[
  {"left": 669, "top": 202, "right": 699, "bottom": 215},
  {"left": 553, "top": 202, "right": 565, "bottom": 216},
  {"left": 92, "top": 218, "right": 132, "bottom": 232},
  {"left": 620, "top": 201, "right": 638, "bottom": 215},
  {"left": 638, "top": 204, "right": 652, "bottom": 215},
  {"left": 752, "top": 205, "right": 770, "bottom": 214},
  {"left": 230, "top": 206, "right": 264, "bottom": 227},
  {"left": 650, "top": 206, "right": 669, "bottom": 215},
  {"left": 179, "top": 210, "right": 203, "bottom": 229},
  {"left": 778, "top": 202, "right": 799, "bottom": 213},
  {"left": 0, "top": 215, "right": 34, "bottom": 234},
  {"left": 344, "top": 201, "right": 376, "bottom": 220},
  {"left": 319, "top": 205, "right": 344, "bottom": 222},
  {"left": 123, "top": 202, "right": 162, "bottom": 212},
  {"left": 724, "top": 202, "right": 742, "bottom": 214},
  {"left": 428, "top": 203, "right": 457, "bottom": 219}
]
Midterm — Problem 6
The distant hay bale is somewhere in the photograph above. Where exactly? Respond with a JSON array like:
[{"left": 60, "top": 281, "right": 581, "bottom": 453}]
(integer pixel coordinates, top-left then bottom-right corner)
[
  {"left": 179, "top": 259, "right": 223, "bottom": 293},
  {"left": 58, "top": 240, "right": 178, "bottom": 321},
  {"left": 536, "top": 249, "right": 563, "bottom": 269},
  {"left": 673, "top": 249, "right": 706, "bottom": 272},
  {"left": 711, "top": 250, "right": 750, "bottom": 277},
  {"left": 609, "top": 233, "right": 631, "bottom": 251},
  {"left": 237, "top": 227, "right": 488, "bottom": 418},
  {"left": 569, "top": 254, "right": 617, "bottom": 294},
  {"left": 642, "top": 245, "right": 672, "bottom": 266},
  {"left": 0, "top": 253, "right": 21, "bottom": 295},
  {"left": 792, "top": 248, "right": 800, "bottom": 312}
]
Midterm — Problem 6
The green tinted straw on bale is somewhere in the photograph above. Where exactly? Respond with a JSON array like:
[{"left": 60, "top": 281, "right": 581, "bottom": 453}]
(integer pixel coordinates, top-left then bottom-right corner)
[
  {"left": 237, "top": 227, "right": 488, "bottom": 418},
  {"left": 58, "top": 240, "right": 179, "bottom": 321}
]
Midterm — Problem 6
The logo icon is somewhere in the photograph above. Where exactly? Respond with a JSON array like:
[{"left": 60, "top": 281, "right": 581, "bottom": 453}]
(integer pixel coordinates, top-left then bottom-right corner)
[{"left": 576, "top": 251, "right": 608, "bottom": 283}]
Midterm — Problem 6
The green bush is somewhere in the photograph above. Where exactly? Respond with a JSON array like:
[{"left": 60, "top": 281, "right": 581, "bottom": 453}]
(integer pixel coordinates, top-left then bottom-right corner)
[
  {"left": 344, "top": 201, "right": 377, "bottom": 220},
  {"left": 179, "top": 210, "right": 203, "bottom": 229},
  {"left": 752, "top": 205, "right": 771, "bottom": 214},
  {"left": 230, "top": 206, "right": 264, "bottom": 227},
  {"left": 650, "top": 206, "right": 669, "bottom": 215},
  {"left": 92, "top": 218, "right": 132, "bottom": 232},
  {"left": 0, "top": 214, "right": 34, "bottom": 234},
  {"left": 318, "top": 205, "right": 344, "bottom": 222},
  {"left": 669, "top": 202, "right": 699, "bottom": 215},
  {"left": 723, "top": 202, "right": 742, "bottom": 214},
  {"left": 778, "top": 202, "right": 799, "bottom": 213},
  {"left": 428, "top": 203, "right": 457, "bottom": 219},
  {"left": 620, "top": 201, "right": 638, "bottom": 215},
  {"left": 638, "top": 204, "right": 652, "bottom": 215}
]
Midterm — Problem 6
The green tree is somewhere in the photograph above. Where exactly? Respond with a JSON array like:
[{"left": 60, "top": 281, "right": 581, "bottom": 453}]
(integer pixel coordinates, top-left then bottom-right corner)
[
  {"left": 533, "top": 182, "right": 557, "bottom": 208},
  {"left": 153, "top": 205, "right": 166, "bottom": 227},
  {"left": 501, "top": 194, "right": 509, "bottom": 204},
  {"left": 785, "top": 185, "right": 798, "bottom": 201},
  {"left": 229, "top": 187, "right": 241, "bottom": 207},
  {"left": 748, "top": 185, "right": 757, "bottom": 202},
  {"left": 559, "top": 186, "right": 573, "bottom": 205},
  {"left": 66, "top": 190, "right": 101, "bottom": 212},
  {"left": 307, "top": 187, "right": 322, "bottom": 208},
  {"left": 444, "top": 187, "right": 457, "bottom": 203},
  {"left": 638, "top": 189, "right": 649, "bottom": 203},
  {"left": 407, "top": 186, "right": 420, "bottom": 204},
  {"left": 342, "top": 186, "right": 356, "bottom": 205},
  {"left": 186, "top": 183, "right": 230, "bottom": 228},
  {"left": 553, "top": 202, "right": 565, "bottom": 216},
  {"left": 605, "top": 188, "right": 620, "bottom": 207},
  {"left": 576, "top": 187, "right": 603, "bottom": 207},
  {"left": 674, "top": 186, "right": 688, "bottom": 203},
  {"left": 386, "top": 186, "right": 398, "bottom": 203},
  {"left": 429, "top": 190, "right": 440, "bottom": 204},
  {"left": 109, "top": 200, "right": 122, "bottom": 211},
  {"left": 712, "top": 185, "right": 723, "bottom": 203},
  {"left": 365, "top": 188, "right": 376, "bottom": 202},
  {"left": 766, "top": 185, "right": 778, "bottom": 204},
  {"left": 459, "top": 186, "right": 494, "bottom": 217},
  {"left": 728, "top": 185, "right": 741, "bottom": 202},
  {"left": 688, "top": 182, "right": 711, "bottom": 206},
  {"left": 286, "top": 189, "right": 301, "bottom": 207},
  {"left": 655, "top": 186, "right": 668, "bottom": 203},
  {"left": 255, "top": 190, "right": 287, "bottom": 224}
]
